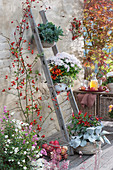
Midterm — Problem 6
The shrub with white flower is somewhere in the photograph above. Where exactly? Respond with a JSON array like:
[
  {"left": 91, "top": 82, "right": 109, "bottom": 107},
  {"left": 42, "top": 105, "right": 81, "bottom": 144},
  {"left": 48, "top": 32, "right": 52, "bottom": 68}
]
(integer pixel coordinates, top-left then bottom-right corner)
[
  {"left": 49, "top": 52, "right": 82, "bottom": 86},
  {"left": 0, "top": 106, "right": 46, "bottom": 170}
]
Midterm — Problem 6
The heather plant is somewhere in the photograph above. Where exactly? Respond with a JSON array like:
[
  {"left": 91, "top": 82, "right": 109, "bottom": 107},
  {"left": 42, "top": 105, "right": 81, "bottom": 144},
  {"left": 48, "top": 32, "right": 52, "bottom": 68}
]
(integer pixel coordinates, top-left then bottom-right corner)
[{"left": 30, "top": 149, "right": 70, "bottom": 170}]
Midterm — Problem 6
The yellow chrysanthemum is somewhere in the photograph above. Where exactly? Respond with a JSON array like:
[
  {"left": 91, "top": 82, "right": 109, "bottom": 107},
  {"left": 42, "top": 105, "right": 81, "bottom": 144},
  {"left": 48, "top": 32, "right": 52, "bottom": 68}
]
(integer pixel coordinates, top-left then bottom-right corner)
[
  {"left": 109, "top": 109, "right": 112, "bottom": 112},
  {"left": 109, "top": 105, "right": 113, "bottom": 109}
]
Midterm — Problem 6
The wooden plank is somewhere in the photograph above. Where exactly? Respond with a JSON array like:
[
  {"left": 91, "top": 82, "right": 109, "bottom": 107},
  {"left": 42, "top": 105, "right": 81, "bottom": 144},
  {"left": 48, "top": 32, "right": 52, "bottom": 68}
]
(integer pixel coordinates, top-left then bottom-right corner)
[
  {"left": 52, "top": 45, "right": 59, "bottom": 56},
  {"left": 39, "top": 9, "right": 74, "bottom": 155},
  {"left": 70, "top": 139, "right": 113, "bottom": 170},
  {"left": 28, "top": 8, "right": 74, "bottom": 155},
  {"left": 68, "top": 89, "right": 79, "bottom": 115}
]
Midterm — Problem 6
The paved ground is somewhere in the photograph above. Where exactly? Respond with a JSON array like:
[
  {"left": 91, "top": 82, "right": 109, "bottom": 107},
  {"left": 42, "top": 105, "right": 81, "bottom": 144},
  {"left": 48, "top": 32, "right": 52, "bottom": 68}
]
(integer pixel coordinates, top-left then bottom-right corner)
[{"left": 46, "top": 121, "right": 113, "bottom": 170}]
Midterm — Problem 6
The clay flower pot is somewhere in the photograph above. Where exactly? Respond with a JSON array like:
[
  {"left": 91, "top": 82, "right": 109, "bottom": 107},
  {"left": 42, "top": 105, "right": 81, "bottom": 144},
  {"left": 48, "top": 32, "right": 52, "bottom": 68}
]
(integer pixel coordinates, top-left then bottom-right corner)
[
  {"left": 75, "top": 141, "right": 101, "bottom": 155},
  {"left": 41, "top": 41, "right": 54, "bottom": 48}
]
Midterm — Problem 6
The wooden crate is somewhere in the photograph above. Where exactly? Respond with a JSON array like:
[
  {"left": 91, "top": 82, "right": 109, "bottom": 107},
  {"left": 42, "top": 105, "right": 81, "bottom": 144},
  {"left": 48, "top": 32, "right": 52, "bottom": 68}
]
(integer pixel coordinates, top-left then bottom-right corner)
[{"left": 100, "top": 95, "right": 113, "bottom": 120}]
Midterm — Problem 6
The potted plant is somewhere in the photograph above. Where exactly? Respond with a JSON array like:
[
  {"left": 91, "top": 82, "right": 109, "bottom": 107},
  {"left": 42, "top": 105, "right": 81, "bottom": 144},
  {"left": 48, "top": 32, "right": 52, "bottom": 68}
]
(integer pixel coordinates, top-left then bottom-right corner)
[
  {"left": 48, "top": 52, "right": 82, "bottom": 91},
  {"left": 67, "top": 111, "right": 111, "bottom": 155},
  {"left": 106, "top": 72, "right": 113, "bottom": 92},
  {"left": 38, "top": 22, "right": 64, "bottom": 48}
]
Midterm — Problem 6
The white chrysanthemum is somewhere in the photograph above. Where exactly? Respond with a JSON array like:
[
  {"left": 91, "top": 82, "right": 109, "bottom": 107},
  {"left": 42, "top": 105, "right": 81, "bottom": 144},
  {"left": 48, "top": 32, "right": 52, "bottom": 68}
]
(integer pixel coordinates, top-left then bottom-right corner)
[
  {"left": 27, "top": 148, "right": 30, "bottom": 151},
  {"left": 31, "top": 158, "right": 44, "bottom": 168},
  {"left": 71, "top": 64, "right": 75, "bottom": 67},
  {"left": 12, "top": 119, "right": 16, "bottom": 123},
  {"left": 15, "top": 129, "right": 18, "bottom": 132},
  {"left": 24, "top": 151, "right": 27, "bottom": 155},
  {"left": 23, "top": 166, "right": 27, "bottom": 170},
  {"left": 7, "top": 139, "right": 11, "bottom": 143},
  {"left": 10, "top": 112, "right": 15, "bottom": 116},
  {"left": 32, "top": 146, "right": 35, "bottom": 150},
  {"left": 64, "top": 64, "right": 68, "bottom": 69},
  {"left": 22, "top": 159, "right": 25, "bottom": 163},
  {"left": 14, "top": 147, "right": 19, "bottom": 154},
  {"left": 5, "top": 135, "right": 8, "bottom": 138},
  {"left": 49, "top": 52, "right": 81, "bottom": 69},
  {"left": 10, "top": 151, "right": 13, "bottom": 154}
]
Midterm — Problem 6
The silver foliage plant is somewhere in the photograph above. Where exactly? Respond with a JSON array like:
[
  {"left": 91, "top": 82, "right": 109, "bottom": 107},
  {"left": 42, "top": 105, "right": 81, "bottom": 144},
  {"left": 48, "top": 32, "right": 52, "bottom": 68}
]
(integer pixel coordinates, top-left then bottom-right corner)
[{"left": 69, "top": 125, "right": 112, "bottom": 149}]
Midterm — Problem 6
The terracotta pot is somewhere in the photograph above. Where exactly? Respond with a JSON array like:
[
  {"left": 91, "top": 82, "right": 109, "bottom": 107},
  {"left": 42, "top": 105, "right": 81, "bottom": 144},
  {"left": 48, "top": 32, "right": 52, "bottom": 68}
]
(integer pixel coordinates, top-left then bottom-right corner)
[
  {"left": 75, "top": 141, "right": 101, "bottom": 155},
  {"left": 41, "top": 41, "right": 54, "bottom": 48},
  {"left": 107, "top": 83, "right": 113, "bottom": 92},
  {"left": 54, "top": 83, "right": 70, "bottom": 92}
]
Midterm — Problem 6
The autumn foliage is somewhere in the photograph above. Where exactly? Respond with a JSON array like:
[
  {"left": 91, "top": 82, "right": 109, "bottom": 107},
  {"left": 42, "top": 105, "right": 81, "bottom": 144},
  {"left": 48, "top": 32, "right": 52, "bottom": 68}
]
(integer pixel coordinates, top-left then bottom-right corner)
[{"left": 83, "top": 0, "right": 113, "bottom": 78}]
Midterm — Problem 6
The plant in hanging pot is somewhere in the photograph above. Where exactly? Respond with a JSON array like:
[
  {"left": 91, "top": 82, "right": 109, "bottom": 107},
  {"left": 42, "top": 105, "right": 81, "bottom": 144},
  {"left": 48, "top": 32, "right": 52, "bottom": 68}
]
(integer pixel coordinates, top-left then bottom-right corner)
[
  {"left": 48, "top": 52, "right": 82, "bottom": 91},
  {"left": 67, "top": 111, "right": 111, "bottom": 155},
  {"left": 37, "top": 22, "right": 64, "bottom": 48}
]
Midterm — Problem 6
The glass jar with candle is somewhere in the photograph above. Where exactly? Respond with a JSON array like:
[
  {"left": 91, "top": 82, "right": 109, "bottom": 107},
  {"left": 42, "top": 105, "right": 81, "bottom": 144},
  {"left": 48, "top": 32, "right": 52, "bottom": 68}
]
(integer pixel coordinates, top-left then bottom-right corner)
[{"left": 90, "top": 73, "right": 98, "bottom": 90}]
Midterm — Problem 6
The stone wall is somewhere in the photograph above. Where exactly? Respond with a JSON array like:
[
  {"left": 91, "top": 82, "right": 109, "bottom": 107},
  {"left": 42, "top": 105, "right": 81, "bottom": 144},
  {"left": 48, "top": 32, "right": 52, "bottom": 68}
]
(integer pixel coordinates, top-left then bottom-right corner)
[{"left": 0, "top": 0, "right": 84, "bottom": 137}]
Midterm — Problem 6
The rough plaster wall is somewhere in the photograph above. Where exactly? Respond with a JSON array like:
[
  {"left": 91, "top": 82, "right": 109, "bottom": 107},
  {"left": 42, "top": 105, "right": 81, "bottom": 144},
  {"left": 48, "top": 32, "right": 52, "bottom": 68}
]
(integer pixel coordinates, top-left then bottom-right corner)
[{"left": 0, "top": 0, "right": 84, "bottom": 137}]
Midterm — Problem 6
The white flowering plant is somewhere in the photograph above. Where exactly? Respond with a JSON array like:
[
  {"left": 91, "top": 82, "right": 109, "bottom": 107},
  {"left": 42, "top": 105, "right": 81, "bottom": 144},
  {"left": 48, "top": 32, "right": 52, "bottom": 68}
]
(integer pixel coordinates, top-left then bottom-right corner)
[
  {"left": 49, "top": 52, "right": 82, "bottom": 86},
  {"left": 0, "top": 106, "right": 46, "bottom": 170}
]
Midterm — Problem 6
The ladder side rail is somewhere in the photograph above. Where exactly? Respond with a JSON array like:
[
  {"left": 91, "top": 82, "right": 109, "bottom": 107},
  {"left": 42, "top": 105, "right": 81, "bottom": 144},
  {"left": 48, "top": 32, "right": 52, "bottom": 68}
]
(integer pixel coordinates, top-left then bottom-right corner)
[
  {"left": 68, "top": 89, "right": 79, "bottom": 116},
  {"left": 39, "top": 10, "right": 59, "bottom": 56},
  {"left": 28, "top": 9, "right": 73, "bottom": 152}
]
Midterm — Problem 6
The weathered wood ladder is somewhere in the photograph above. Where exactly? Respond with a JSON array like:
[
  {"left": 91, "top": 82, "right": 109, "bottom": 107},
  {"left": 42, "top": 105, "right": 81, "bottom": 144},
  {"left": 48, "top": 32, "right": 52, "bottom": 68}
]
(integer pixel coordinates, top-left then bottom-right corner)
[{"left": 28, "top": 9, "right": 79, "bottom": 155}]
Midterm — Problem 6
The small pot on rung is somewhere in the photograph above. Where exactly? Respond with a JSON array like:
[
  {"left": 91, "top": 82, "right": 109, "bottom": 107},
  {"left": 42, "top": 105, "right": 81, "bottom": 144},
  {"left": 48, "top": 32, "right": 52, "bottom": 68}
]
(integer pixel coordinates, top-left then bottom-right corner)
[
  {"left": 54, "top": 83, "right": 70, "bottom": 92},
  {"left": 41, "top": 41, "right": 54, "bottom": 48}
]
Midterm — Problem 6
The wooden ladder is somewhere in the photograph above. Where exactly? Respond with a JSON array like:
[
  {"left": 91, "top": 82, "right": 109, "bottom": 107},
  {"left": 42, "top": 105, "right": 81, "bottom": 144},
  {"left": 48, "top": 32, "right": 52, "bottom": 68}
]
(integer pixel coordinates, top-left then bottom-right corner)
[{"left": 28, "top": 9, "right": 79, "bottom": 155}]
